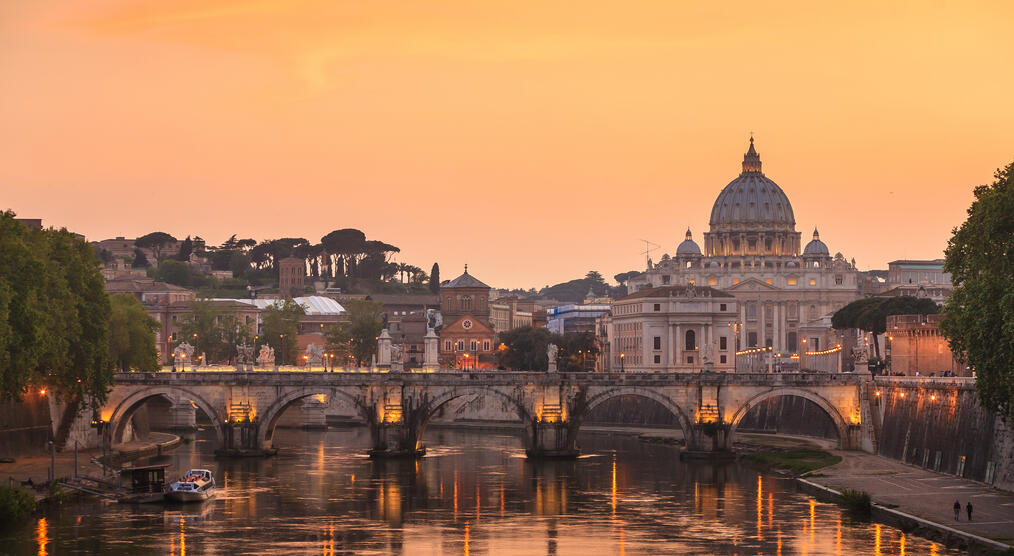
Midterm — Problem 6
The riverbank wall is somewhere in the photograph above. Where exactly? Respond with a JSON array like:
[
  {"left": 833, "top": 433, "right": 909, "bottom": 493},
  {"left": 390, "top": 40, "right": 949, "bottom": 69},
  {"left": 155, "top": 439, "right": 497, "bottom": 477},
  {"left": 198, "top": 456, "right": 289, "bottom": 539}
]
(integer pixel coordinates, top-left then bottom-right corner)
[
  {"left": 873, "top": 377, "right": 1013, "bottom": 492},
  {"left": 0, "top": 394, "right": 52, "bottom": 459}
]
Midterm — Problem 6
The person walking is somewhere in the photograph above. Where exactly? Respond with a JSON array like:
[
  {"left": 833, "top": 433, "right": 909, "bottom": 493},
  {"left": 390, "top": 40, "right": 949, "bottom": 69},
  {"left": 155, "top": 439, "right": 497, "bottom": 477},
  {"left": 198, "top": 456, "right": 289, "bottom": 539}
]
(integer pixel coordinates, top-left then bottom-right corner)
[
  {"left": 966, "top": 501, "right": 973, "bottom": 521},
  {"left": 953, "top": 500, "right": 961, "bottom": 520}
]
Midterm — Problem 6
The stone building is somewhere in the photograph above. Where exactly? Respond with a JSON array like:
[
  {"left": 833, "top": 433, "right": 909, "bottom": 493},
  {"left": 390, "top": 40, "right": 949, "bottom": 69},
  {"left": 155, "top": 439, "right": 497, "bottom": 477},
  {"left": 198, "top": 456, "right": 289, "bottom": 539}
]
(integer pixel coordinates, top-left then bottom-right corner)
[
  {"left": 439, "top": 267, "right": 495, "bottom": 369},
  {"left": 601, "top": 285, "right": 737, "bottom": 372},
  {"left": 886, "top": 314, "right": 964, "bottom": 376},
  {"left": 627, "top": 138, "right": 861, "bottom": 363},
  {"left": 490, "top": 297, "right": 534, "bottom": 334},
  {"left": 278, "top": 257, "right": 306, "bottom": 298}
]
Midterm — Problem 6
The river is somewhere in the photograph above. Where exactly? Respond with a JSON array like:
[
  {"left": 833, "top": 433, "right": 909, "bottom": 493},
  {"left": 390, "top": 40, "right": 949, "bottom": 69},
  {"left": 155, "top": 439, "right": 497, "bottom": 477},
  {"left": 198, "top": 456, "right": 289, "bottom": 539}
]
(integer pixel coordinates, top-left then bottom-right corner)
[{"left": 3, "top": 427, "right": 957, "bottom": 554}]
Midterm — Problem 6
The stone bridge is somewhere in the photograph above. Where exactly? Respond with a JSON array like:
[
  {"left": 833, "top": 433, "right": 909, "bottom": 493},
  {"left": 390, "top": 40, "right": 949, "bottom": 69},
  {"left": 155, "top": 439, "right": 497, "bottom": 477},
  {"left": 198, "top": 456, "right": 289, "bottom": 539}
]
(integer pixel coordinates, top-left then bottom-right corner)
[{"left": 85, "top": 371, "right": 877, "bottom": 459}]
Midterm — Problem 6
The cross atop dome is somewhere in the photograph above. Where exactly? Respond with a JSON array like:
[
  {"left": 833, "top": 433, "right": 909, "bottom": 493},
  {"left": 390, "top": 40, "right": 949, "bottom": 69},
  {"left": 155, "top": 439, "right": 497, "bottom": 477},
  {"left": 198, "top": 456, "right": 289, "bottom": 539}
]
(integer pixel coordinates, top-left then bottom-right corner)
[
  {"left": 813, "top": 228, "right": 820, "bottom": 240},
  {"left": 742, "top": 136, "right": 762, "bottom": 174}
]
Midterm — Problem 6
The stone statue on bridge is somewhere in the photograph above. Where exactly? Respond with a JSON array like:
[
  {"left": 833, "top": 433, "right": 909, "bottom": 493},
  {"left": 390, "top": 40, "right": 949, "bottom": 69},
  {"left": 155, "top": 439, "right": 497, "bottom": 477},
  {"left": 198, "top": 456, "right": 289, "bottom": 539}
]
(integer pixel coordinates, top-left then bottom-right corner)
[
  {"left": 173, "top": 342, "right": 195, "bottom": 370},
  {"left": 547, "top": 343, "right": 558, "bottom": 373},
  {"left": 236, "top": 343, "right": 254, "bottom": 367},
  {"left": 305, "top": 343, "right": 324, "bottom": 367},
  {"left": 257, "top": 345, "right": 275, "bottom": 368}
]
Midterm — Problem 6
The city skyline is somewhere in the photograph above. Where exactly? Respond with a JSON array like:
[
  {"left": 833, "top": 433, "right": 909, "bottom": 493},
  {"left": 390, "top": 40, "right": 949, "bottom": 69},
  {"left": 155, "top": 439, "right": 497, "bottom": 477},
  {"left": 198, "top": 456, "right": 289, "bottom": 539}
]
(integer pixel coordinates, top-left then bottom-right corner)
[{"left": 3, "top": 1, "right": 1012, "bottom": 288}]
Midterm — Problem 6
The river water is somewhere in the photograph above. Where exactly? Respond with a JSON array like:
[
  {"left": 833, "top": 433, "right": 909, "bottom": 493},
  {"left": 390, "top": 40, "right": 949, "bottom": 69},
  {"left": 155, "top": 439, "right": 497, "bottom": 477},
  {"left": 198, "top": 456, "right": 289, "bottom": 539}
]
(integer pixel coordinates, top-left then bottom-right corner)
[{"left": 4, "top": 428, "right": 957, "bottom": 555}]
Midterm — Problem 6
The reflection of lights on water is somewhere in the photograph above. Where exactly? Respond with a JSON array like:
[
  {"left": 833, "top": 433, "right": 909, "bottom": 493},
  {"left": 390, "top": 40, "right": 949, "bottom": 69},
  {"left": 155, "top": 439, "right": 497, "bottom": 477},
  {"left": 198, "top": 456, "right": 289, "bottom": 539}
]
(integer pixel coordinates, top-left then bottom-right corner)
[
  {"left": 776, "top": 528, "right": 782, "bottom": 556},
  {"left": 836, "top": 519, "right": 842, "bottom": 554},
  {"left": 36, "top": 518, "right": 48, "bottom": 556},
  {"left": 476, "top": 484, "right": 481, "bottom": 522},
  {"left": 500, "top": 481, "right": 505, "bottom": 517},
  {"left": 874, "top": 523, "right": 882, "bottom": 556},
  {"left": 611, "top": 455, "right": 617, "bottom": 517},
  {"left": 454, "top": 470, "right": 459, "bottom": 520},
  {"left": 809, "top": 498, "right": 815, "bottom": 528},
  {"left": 180, "top": 516, "right": 186, "bottom": 556},
  {"left": 768, "top": 492, "right": 773, "bottom": 528},
  {"left": 463, "top": 521, "right": 470, "bottom": 556},
  {"left": 619, "top": 526, "right": 625, "bottom": 556},
  {"left": 756, "top": 475, "right": 763, "bottom": 541},
  {"left": 930, "top": 542, "right": 939, "bottom": 556},
  {"left": 899, "top": 532, "right": 906, "bottom": 556}
]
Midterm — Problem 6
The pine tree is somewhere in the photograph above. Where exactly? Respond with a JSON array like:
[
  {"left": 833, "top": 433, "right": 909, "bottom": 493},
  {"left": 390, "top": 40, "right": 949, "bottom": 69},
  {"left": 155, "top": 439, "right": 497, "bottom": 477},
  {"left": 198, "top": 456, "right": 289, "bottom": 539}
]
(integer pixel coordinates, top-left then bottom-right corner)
[{"left": 429, "top": 262, "right": 441, "bottom": 294}]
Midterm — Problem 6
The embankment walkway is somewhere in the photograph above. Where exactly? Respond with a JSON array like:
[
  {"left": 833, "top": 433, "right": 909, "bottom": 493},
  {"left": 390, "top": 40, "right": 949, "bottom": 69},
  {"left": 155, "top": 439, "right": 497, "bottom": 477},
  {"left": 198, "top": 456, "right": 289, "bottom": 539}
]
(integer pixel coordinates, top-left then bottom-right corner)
[{"left": 809, "top": 448, "right": 1014, "bottom": 548}]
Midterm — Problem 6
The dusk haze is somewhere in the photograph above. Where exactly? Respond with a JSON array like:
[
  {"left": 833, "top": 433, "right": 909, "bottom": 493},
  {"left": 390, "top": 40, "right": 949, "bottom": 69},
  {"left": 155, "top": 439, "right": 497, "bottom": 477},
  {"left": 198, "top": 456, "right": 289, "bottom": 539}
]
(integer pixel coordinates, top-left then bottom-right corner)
[{"left": 2, "top": 2, "right": 1013, "bottom": 555}]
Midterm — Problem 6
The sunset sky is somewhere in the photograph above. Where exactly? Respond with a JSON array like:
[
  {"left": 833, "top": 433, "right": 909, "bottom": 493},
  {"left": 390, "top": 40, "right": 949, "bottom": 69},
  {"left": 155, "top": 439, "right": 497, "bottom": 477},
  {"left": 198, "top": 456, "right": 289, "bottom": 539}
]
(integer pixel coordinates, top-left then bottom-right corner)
[{"left": 2, "top": 1, "right": 1012, "bottom": 288}]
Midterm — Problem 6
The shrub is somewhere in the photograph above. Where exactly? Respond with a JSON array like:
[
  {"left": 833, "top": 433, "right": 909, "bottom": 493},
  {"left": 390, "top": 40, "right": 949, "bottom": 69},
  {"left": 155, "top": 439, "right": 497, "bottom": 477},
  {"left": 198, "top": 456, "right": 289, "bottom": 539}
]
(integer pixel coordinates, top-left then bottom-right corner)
[
  {"left": 0, "top": 485, "right": 37, "bottom": 526},
  {"left": 840, "top": 488, "right": 872, "bottom": 517}
]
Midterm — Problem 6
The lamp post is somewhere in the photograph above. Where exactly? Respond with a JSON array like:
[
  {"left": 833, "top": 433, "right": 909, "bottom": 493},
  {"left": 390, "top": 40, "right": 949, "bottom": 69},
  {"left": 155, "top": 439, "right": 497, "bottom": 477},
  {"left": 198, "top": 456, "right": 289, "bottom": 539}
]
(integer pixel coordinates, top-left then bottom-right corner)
[
  {"left": 620, "top": 352, "right": 625, "bottom": 373},
  {"left": 279, "top": 334, "right": 286, "bottom": 366}
]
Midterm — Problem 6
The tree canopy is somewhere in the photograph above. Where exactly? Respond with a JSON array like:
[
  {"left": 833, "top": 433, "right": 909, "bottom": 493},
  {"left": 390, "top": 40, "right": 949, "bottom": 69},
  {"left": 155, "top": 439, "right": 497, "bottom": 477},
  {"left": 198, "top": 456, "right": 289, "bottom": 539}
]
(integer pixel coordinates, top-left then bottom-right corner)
[
  {"left": 135, "top": 232, "right": 177, "bottom": 264},
  {"left": 940, "top": 161, "right": 1014, "bottom": 418},
  {"left": 832, "top": 296, "right": 939, "bottom": 358},
  {"left": 325, "top": 299, "right": 384, "bottom": 366},
  {"left": 494, "top": 326, "right": 599, "bottom": 371},
  {"left": 539, "top": 270, "right": 610, "bottom": 302},
  {"left": 260, "top": 299, "right": 305, "bottom": 366},
  {"left": 429, "top": 263, "right": 440, "bottom": 294},
  {"left": 0, "top": 211, "right": 113, "bottom": 406},
  {"left": 108, "top": 294, "right": 159, "bottom": 372}
]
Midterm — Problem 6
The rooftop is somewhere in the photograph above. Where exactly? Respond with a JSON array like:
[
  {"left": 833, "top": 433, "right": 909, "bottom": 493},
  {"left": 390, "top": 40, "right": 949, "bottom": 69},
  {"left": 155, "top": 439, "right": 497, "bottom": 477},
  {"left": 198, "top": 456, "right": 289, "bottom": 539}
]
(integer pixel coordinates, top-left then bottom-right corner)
[{"left": 619, "top": 285, "right": 734, "bottom": 300}]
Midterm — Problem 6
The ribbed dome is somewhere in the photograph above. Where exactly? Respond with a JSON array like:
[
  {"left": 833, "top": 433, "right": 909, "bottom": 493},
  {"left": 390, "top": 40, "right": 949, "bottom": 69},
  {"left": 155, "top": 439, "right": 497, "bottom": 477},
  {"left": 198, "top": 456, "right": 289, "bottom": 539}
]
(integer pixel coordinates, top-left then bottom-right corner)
[
  {"left": 676, "top": 228, "right": 701, "bottom": 256},
  {"left": 709, "top": 138, "right": 795, "bottom": 230},
  {"left": 803, "top": 228, "right": 829, "bottom": 256}
]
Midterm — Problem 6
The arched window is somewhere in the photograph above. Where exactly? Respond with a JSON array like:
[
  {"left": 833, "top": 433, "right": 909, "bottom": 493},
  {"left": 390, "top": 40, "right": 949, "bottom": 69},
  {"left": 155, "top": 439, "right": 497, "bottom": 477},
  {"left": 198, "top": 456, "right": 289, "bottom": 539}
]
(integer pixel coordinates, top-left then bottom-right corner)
[
  {"left": 462, "top": 296, "right": 472, "bottom": 311},
  {"left": 685, "top": 330, "right": 696, "bottom": 351}
]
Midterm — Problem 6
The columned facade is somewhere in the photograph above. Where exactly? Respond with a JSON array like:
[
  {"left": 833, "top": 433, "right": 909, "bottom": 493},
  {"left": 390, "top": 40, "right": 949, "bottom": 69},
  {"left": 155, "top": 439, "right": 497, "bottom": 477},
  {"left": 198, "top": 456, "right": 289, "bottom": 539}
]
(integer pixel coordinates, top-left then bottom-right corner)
[{"left": 628, "top": 138, "right": 860, "bottom": 370}]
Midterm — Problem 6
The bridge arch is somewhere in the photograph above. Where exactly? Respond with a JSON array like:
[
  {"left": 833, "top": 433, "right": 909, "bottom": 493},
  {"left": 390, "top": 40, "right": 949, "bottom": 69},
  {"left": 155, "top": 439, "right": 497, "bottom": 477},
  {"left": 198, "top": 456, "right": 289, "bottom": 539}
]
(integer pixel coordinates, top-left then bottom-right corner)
[
  {"left": 729, "top": 388, "right": 850, "bottom": 447},
  {"left": 258, "top": 387, "right": 368, "bottom": 450},
  {"left": 583, "top": 387, "right": 693, "bottom": 441},
  {"left": 109, "top": 386, "right": 224, "bottom": 446},
  {"left": 418, "top": 386, "right": 533, "bottom": 438}
]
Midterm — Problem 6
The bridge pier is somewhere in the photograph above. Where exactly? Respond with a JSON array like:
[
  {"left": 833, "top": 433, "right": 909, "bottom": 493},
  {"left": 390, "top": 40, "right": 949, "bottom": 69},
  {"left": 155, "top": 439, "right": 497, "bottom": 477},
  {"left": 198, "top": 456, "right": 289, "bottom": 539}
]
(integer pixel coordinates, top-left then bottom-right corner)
[
  {"left": 168, "top": 402, "right": 197, "bottom": 431},
  {"left": 300, "top": 398, "right": 328, "bottom": 429},
  {"left": 525, "top": 421, "right": 580, "bottom": 458},
  {"left": 216, "top": 421, "right": 277, "bottom": 457},
  {"left": 682, "top": 423, "right": 735, "bottom": 460},
  {"left": 368, "top": 423, "right": 425, "bottom": 458}
]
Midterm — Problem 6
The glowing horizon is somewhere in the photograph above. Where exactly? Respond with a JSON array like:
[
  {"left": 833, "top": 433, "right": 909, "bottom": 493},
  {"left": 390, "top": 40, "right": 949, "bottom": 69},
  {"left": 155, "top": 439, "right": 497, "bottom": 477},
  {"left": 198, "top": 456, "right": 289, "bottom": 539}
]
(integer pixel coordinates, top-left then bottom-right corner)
[{"left": 2, "top": 1, "right": 1011, "bottom": 288}]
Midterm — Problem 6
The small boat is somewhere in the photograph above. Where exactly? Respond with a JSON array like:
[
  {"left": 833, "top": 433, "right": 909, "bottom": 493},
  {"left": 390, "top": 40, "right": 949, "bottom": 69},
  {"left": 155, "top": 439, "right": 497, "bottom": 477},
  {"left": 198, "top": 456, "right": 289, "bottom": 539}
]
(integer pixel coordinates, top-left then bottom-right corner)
[{"left": 166, "top": 469, "right": 216, "bottom": 502}]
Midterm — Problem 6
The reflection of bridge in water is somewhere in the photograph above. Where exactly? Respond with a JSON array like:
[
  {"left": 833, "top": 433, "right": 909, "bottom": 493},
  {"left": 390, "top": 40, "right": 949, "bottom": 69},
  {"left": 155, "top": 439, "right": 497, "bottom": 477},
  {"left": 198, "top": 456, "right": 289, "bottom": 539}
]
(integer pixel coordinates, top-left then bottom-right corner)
[{"left": 86, "top": 370, "right": 877, "bottom": 458}]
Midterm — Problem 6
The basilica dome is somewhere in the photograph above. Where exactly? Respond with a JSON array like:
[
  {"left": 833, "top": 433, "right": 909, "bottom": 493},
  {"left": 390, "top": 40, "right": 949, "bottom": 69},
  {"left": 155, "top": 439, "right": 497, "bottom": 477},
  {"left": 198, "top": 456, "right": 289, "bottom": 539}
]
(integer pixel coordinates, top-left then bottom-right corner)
[
  {"left": 803, "top": 229, "right": 830, "bottom": 256},
  {"left": 676, "top": 229, "right": 701, "bottom": 256},
  {"left": 708, "top": 138, "right": 795, "bottom": 232}
]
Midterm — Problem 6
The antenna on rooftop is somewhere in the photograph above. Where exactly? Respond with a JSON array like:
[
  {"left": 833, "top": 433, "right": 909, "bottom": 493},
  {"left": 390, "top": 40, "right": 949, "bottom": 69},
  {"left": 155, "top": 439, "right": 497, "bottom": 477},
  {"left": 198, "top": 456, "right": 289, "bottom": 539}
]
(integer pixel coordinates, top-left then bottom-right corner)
[{"left": 639, "top": 239, "right": 660, "bottom": 267}]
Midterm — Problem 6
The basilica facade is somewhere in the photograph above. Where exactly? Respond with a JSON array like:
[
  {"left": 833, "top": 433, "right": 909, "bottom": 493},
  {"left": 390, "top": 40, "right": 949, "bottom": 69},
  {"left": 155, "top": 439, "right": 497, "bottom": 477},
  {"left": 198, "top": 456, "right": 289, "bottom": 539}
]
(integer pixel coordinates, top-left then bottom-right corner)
[{"left": 626, "top": 139, "right": 860, "bottom": 360}]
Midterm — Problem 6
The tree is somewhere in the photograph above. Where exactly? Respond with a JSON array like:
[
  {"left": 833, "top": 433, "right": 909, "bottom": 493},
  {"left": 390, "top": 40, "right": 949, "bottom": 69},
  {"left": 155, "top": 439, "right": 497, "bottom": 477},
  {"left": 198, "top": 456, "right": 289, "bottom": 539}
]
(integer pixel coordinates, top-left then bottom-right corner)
[
  {"left": 155, "top": 259, "right": 198, "bottom": 287},
  {"left": 260, "top": 299, "right": 306, "bottom": 366},
  {"left": 108, "top": 294, "right": 159, "bottom": 372},
  {"left": 175, "top": 236, "right": 194, "bottom": 261},
  {"left": 495, "top": 326, "right": 555, "bottom": 371},
  {"left": 218, "top": 313, "right": 253, "bottom": 364},
  {"left": 132, "top": 248, "right": 150, "bottom": 269},
  {"left": 832, "top": 296, "right": 938, "bottom": 358},
  {"left": 429, "top": 263, "right": 441, "bottom": 293},
  {"left": 940, "top": 161, "right": 1014, "bottom": 418},
  {"left": 177, "top": 299, "right": 225, "bottom": 362},
  {"left": 0, "top": 211, "right": 113, "bottom": 407},
  {"left": 613, "top": 271, "right": 640, "bottom": 286},
  {"left": 555, "top": 332, "right": 600, "bottom": 372},
  {"left": 325, "top": 299, "right": 383, "bottom": 366},
  {"left": 135, "top": 232, "right": 177, "bottom": 264}
]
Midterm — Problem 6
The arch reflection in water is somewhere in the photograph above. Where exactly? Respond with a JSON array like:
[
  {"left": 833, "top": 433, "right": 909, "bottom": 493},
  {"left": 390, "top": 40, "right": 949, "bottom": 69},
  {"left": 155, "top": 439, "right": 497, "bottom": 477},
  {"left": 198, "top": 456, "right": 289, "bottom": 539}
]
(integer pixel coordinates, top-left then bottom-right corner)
[{"left": 3, "top": 428, "right": 967, "bottom": 555}]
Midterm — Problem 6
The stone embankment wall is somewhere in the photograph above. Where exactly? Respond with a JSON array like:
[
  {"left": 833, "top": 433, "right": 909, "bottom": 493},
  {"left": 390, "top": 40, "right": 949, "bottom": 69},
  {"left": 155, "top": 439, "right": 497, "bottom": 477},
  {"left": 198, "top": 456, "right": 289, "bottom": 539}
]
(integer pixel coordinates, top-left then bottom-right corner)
[
  {"left": 0, "top": 395, "right": 52, "bottom": 458},
  {"left": 874, "top": 377, "right": 1013, "bottom": 491}
]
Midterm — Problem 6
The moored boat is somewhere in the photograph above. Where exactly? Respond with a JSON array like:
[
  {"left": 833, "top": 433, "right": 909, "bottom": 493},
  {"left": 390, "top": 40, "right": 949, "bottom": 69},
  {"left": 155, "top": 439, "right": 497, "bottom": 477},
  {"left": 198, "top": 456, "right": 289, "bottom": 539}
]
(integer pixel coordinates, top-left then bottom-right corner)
[{"left": 167, "top": 469, "right": 216, "bottom": 502}]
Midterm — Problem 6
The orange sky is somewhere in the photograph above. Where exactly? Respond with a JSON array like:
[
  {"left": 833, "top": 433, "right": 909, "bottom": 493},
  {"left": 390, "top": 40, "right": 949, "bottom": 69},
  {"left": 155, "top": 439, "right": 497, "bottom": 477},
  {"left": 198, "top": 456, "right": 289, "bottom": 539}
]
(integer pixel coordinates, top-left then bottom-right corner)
[{"left": 2, "top": 1, "right": 1011, "bottom": 288}]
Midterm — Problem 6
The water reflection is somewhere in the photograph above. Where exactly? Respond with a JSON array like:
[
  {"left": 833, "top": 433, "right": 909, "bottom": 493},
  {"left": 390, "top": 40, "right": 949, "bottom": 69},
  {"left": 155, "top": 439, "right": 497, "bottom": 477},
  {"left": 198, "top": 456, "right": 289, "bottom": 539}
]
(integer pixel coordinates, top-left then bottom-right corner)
[{"left": 2, "top": 428, "right": 965, "bottom": 555}]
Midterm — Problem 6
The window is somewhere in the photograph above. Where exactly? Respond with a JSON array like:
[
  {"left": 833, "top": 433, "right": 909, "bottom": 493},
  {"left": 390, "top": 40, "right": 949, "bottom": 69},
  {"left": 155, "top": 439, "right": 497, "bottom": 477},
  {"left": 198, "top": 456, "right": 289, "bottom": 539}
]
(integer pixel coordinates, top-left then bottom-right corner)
[
  {"left": 483, "top": 340, "right": 491, "bottom": 351},
  {"left": 748, "top": 332, "right": 757, "bottom": 347},
  {"left": 747, "top": 303, "right": 757, "bottom": 319},
  {"left": 462, "top": 296, "right": 472, "bottom": 310},
  {"left": 787, "top": 332, "right": 798, "bottom": 352},
  {"left": 688, "top": 278, "right": 695, "bottom": 285},
  {"left": 809, "top": 278, "right": 817, "bottom": 286},
  {"left": 708, "top": 278, "right": 718, "bottom": 286},
  {"left": 719, "top": 303, "right": 727, "bottom": 311},
  {"left": 733, "top": 278, "right": 740, "bottom": 285},
  {"left": 787, "top": 278, "right": 797, "bottom": 286},
  {"left": 470, "top": 340, "right": 477, "bottom": 351},
  {"left": 835, "top": 274, "right": 843, "bottom": 285},
  {"left": 654, "top": 355, "right": 661, "bottom": 364},
  {"left": 720, "top": 355, "right": 727, "bottom": 364},
  {"left": 765, "top": 278, "right": 773, "bottom": 285},
  {"left": 653, "top": 336, "right": 661, "bottom": 350},
  {"left": 456, "top": 340, "right": 465, "bottom": 351},
  {"left": 720, "top": 336, "right": 727, "bottom": 350},
  {"left": 687, "top": 356, "right": 694, "bottom": 364},
  {"left": 653, "top": 303, "right": 661, "bottom": 312},
  {"left": 788, "top": 302, "right": 798, "bottom": 320},
  {"left": 685, "top": 330, "right": 696, "bottom": 350},
  {"left": 662, "top": 275, "right": 671, "bottom": 284}
]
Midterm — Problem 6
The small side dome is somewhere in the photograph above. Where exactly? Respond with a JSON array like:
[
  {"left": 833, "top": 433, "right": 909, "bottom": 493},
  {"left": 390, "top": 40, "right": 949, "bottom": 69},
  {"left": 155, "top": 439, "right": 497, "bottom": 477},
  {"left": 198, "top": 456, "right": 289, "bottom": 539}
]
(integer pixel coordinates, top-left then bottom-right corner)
[
  {"left": 676, "top": 228, "right": 702, "bottom": 256},
  {"left": 803, "top": 228, "right": 829, "bottom": 256}
]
